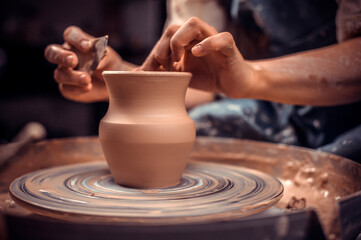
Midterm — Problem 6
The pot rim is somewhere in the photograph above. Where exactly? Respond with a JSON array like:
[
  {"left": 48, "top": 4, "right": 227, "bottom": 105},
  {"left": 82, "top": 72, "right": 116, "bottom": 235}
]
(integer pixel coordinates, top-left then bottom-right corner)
[{"left": 102, "top": 71, "right": 192, "bottom": 78}]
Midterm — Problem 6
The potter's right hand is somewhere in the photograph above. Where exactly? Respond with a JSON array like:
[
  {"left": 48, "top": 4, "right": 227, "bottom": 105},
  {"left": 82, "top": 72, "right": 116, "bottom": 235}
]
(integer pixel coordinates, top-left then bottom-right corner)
[{"left": 44, "top": 26, "right": 123, "bottom": 102}]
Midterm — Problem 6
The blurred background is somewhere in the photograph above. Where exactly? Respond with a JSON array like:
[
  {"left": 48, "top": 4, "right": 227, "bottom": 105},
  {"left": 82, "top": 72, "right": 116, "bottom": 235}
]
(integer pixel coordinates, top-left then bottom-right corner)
[{"left": 0, "top": 0, "right": 167, "bottom": 143}]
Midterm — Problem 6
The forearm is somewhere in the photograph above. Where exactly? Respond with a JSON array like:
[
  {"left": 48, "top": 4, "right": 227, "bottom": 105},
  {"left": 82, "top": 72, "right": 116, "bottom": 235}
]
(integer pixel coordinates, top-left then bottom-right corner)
[
  {"left": 121, "top": 59, "right": 138, "bottom": 71},
  {"left": 247, "top": 37, "right": 361, "bottom": 106},
  {"left": 185, "top": 88, "right": 215, "bottom": 109},
  {"left": 102, "top": 47, "right": 138, "bottom": 71}
]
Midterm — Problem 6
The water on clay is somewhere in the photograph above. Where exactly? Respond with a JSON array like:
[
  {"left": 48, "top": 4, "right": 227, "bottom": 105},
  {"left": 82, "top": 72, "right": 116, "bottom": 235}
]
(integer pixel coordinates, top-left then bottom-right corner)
[{"left": 9, "top": 161, "right": 283, "bottom": 224}]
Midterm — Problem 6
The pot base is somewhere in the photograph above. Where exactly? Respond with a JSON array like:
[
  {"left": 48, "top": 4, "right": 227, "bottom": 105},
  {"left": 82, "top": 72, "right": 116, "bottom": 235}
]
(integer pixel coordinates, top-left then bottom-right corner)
[{"left": 101, "top": 141, "right": 194, "bottom": 188}]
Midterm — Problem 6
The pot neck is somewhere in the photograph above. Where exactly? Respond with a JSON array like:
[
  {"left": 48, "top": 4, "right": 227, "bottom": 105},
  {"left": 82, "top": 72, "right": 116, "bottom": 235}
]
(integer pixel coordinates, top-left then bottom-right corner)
[{"left": 103, "top": 75, "right": 191, "bottom": 123}]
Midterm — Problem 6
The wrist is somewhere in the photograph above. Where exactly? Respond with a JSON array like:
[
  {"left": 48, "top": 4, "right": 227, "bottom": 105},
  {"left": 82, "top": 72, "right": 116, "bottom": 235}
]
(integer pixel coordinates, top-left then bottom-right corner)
[
  {"left": 225, "top": 61, "right": 260, "bottom": 99},
  {"left": 109, "top": 49, "right": 139, "bottom": 71},
  {"left": 243, "top": 61, "right": 266, "bottom": 99},
  {"left": 103, "top": 47, "right": 124, "bottom": 71}
]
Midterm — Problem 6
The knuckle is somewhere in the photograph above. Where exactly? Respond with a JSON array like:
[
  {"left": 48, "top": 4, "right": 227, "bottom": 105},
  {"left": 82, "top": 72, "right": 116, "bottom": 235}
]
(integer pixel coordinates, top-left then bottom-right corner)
[
  {"left": 221, "top": 32, "right": 234, "bottom": 45},
  {"left": 187, "top": 17, "right": 201, "bottom": 27},
  {"left": 153, "top": 52, "right": 167, "bottom": 63},
  {"left": 44, "top": 44, "right": 55, "bottom": 60},
  {"left": 164, "top": 25, "right": 178, "bottom": 38},
  {"left": 63, "top": 25, "right": 81, "bottom": 40},
  {"left": 63, "top": 26, "right": 74, "bottom": 38},
  {"left": 209, "top": 25, "right": 218, "bottom": 34},
  {"left": 170, "top": 36, "right": 181, "bottom": 48}
]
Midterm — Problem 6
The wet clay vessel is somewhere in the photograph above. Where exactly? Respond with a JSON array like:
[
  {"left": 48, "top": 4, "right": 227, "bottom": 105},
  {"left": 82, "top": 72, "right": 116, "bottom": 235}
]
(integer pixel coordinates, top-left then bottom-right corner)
[{"left": 99, "top": 71, "right": 195, "bottom": 188}]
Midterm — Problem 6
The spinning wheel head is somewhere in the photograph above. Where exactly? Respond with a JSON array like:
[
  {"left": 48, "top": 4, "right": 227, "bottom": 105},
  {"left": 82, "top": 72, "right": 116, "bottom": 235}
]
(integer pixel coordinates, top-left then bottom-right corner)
[{"left": 10, "top": 162, "right": 283, "bottom": 224}]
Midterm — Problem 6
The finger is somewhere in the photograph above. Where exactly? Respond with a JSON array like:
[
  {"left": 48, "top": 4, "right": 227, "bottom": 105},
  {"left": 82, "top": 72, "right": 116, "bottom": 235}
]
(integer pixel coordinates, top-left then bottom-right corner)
[
  {"left": 154, "top": 25, "right": 180, "bottom": 69},
  {"left": 44, "top": 44, "right": 78, "bottom": 68},
  {"left": 54, "top": 67, "right": 91, "bottom": 86},
  {"left": 142, "top": 25, "right": 180, "bottom": 71},
  {"left": 171, "top": 17, "right": 217, "bottom": 62},
  {"left": 63, "top": 26, "right": 93, "bottom": 52},
  {"left": 191, "top": 32, "right": 236, "bottom": 57},
  {"left": 140, "top": 48, "right": 163, "bottom": 71},
  {"left": 59, "top": 83, "right": 93, "bottom": 100}
]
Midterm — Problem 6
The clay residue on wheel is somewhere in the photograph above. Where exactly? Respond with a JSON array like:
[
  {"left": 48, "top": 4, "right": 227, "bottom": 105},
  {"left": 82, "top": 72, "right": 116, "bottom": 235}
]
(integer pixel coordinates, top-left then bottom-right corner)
[{"left": 9, "top": 162, "right": 283, "bottom": 224}]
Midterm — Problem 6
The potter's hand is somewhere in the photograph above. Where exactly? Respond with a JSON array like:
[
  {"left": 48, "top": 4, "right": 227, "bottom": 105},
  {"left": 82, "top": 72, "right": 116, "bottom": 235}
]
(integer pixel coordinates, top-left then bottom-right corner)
[
  {"left": 141, "top": 17, "right": 255, "bottom": 98},
  {"left": 44, "top": 26, "right": 123, "bottom": 102}
]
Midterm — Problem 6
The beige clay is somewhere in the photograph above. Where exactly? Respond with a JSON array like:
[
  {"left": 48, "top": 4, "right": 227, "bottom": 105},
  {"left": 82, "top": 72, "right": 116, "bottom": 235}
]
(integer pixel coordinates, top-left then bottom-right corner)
[{"left": 99, "top": 71, "right": 195, "bottom": 188}]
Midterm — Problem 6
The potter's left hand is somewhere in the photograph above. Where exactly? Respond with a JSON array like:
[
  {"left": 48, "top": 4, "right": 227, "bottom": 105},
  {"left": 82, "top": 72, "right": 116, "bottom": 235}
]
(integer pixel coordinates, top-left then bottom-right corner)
[
  {"left": 44, "top": 26, "right": 124, "bottom": 103},
  {"left": 140, "top": 17, "right": 256, "bottom": 98}
]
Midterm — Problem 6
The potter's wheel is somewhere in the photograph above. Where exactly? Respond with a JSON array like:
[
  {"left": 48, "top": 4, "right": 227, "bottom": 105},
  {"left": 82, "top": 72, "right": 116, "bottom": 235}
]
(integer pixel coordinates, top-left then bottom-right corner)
[{"left": 9, "top": 161, "right": 283, "bottom": 224}]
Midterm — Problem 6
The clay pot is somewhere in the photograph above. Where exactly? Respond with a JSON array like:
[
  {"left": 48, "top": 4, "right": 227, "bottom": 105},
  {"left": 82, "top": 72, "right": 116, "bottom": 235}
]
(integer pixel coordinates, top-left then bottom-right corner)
[{"left": 99, "top": 71, "right": 195, "bottom": 188}]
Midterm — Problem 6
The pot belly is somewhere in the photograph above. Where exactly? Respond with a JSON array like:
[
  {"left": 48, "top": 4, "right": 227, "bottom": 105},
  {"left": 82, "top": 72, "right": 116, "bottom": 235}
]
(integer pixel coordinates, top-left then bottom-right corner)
[{"left": 99, "top": 121, "right": 195, "bottom": 188}]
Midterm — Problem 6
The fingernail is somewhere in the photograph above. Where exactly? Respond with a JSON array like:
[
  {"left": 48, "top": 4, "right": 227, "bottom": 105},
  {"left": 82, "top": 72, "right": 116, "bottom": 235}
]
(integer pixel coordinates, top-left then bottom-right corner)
[
  {"left": 80, "top": 40, "right": 90, "bottom": 50},
  {"left": 192, "top": 44, "right": 203, "bottom": 55},
  {"left": 66, "top": 55, "right": 75, "bottom": 66}
]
